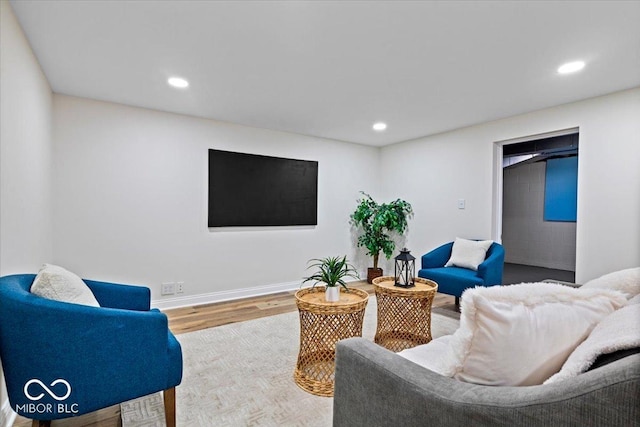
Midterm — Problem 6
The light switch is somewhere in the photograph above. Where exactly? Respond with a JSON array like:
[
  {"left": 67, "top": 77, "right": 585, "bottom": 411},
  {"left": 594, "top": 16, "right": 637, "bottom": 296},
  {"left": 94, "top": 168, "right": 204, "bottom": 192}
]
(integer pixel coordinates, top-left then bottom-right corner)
[{"left": 458, "top": 199, "right": 466, "bottom": 209}]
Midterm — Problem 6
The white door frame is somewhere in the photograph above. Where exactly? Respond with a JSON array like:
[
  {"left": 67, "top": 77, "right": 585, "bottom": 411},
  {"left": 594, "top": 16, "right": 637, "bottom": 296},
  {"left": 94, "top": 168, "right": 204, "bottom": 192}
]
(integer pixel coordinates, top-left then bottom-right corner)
[{"left": 492, "top": 127, "right": 579, "bottom": 243}]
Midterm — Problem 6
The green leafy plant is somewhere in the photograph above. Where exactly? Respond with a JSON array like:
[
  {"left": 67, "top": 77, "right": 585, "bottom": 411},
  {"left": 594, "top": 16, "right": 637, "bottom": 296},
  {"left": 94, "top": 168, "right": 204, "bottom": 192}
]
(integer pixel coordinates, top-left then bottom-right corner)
[
  {"left": 302, "top": 256, "right": 360, "bottom": 290},
  {"left": 350, "top": 192, "right": 413, "bottom": 269}
]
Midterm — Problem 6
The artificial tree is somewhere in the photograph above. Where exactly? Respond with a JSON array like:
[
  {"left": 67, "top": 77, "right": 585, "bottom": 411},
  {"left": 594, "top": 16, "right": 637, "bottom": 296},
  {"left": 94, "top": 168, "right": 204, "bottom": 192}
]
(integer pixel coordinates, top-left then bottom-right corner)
[{"left": 350, "top": 192, "right": 413, "bottom": 282}]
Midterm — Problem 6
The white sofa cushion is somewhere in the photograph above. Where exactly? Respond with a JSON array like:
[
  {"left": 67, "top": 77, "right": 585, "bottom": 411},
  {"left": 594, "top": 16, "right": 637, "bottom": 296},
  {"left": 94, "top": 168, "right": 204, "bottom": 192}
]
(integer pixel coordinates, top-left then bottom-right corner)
[
  {"left": 444, "top": 238, "right": 493, "bottom": 271},
  {"left": 31, "top": 263, "right": 100, "bottom": 307},
  {"left": 397, "top": 336, "right": 455, "bottom": 375},
  {"left": 581, "top": 267, "right": 640, "bottom": 299}
]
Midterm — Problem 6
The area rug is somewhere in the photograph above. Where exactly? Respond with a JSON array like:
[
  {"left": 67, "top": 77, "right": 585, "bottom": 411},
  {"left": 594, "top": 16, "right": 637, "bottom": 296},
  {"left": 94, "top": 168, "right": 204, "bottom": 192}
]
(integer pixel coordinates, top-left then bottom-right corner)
[
  {"left": 433, "top": 304, "right": 462, "bottom": 320},
  {"left": 121, "top": 299, "right": 460, "bottom": 426}
]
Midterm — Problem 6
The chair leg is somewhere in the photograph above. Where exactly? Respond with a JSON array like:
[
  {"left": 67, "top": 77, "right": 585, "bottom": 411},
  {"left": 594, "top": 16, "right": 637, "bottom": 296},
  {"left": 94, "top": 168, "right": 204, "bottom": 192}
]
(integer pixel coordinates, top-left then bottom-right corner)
[
  {"left": 32, "top": 421, "right": 51, "bottom": 427},
  {"left": 163, "top": 387, "right": 176, "bottom": 427},
  {"left": 455, "top": 296, "right": 460, "bottom": 312}
]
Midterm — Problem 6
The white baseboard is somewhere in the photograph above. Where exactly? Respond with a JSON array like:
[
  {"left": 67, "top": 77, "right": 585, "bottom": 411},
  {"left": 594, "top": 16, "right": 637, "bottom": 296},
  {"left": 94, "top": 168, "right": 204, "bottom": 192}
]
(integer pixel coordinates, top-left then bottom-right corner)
[
  {"left": 1, "top": 398, "right": 16, "bottom": 427},
  {"left": 151, "top": 278, "right": 362, "bottom": 311},
  {"left": 151, "top": 280, "right": 302, "bottom": 310}
]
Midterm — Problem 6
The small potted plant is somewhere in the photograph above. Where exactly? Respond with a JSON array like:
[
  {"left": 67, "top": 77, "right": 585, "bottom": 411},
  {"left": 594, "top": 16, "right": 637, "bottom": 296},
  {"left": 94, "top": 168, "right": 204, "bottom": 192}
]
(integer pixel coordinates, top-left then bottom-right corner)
[
  {"left": 302, "top": 255, "right": 360, "bottom": 302},
  {"left": 350, "top": 192, "right": 413, "bottom": 283}
]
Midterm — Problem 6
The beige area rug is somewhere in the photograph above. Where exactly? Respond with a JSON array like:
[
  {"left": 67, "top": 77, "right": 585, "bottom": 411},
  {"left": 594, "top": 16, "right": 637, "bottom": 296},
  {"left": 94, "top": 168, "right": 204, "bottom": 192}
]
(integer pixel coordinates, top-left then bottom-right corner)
[{"left": 121, "top": 298, "right": 460, "bottom": 427}]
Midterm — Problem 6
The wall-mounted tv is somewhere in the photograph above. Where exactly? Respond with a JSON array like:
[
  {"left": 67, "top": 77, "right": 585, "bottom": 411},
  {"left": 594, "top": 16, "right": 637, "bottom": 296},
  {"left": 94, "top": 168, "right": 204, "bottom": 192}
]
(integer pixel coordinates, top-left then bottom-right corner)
[{"left": 208, "top": 149, "right": 318, "bottom": 227}]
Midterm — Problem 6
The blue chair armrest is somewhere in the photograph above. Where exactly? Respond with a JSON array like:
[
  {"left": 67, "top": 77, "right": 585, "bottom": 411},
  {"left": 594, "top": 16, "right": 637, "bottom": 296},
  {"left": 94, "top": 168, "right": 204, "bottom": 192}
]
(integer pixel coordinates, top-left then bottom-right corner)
[
  {"left": 84, "top": 279, "right": 150, "bottom": 311},
  {"left": 1, "top": 295, "right": 178, "bottom": 418},
  {"left": 477, "top": 243, "right": 505, "bottom": 286},
  {"left": 421, "top": 242, "right": 453, "bottom": 269}
]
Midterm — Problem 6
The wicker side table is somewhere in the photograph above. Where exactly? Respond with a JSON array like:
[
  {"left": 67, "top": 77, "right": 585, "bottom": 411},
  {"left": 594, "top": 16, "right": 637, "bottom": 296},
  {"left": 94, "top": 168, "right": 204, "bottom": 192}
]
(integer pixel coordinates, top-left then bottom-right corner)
[
  {"left": 372, "top": 276, "right": 438, "bottom": 352},
  {"left": 294, "top": 287, "right": 369, "bottom": 397}
]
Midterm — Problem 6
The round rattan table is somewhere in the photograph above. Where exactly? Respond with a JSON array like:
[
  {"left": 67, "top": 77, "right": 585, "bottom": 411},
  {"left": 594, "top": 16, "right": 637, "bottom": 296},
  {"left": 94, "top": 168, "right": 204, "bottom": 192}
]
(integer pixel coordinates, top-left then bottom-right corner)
[
  {"left": 294, "top": 286, "right": 369, "bottom": 397},
  {"left": 372, "top": 276, "right": 438, "bottom": 352}
]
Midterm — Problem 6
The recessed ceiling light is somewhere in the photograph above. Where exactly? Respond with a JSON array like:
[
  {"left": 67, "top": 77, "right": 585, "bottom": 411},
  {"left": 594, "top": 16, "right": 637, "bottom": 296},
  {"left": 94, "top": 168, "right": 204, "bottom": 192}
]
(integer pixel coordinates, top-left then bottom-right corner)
[
  {"left": 168, "top": 77, "right": 189, "bottom": 88},
  {"left": 557, "top": 61, "right": 585, "bottom": 75},
  {"left": 373, "top": 122, "right": 387, "bottom": 131}
]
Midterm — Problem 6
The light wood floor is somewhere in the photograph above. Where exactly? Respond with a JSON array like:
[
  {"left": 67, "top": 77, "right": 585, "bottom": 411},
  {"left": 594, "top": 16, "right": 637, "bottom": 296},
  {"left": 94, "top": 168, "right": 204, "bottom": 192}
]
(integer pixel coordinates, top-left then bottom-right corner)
[{"left": 13, "top": 281, "right": 457, "bottom": 427}]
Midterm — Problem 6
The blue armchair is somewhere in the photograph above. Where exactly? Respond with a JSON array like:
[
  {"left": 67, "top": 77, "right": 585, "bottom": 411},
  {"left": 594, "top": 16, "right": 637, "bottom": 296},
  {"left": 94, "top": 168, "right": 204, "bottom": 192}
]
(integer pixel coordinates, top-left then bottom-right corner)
[
  {"left": 0, "top": 274, "right": 182, "bottom": 427},
  {"left": 418, "top": 241, "right": 505, "bottom": 306}
]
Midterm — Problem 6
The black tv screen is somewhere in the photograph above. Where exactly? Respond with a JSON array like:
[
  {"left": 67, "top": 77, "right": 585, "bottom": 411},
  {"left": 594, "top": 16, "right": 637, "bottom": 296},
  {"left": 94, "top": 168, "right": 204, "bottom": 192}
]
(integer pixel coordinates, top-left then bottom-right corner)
[{"left": 208, "top": 149, "right": 318, "bottom": 227}]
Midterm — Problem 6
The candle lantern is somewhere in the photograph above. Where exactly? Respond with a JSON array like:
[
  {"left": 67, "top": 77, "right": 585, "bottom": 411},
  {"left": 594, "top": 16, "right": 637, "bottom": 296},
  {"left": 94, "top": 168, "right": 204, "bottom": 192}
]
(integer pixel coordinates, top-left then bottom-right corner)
[{"left": 394, "top": 248, "right": 415, "bottom": 288}]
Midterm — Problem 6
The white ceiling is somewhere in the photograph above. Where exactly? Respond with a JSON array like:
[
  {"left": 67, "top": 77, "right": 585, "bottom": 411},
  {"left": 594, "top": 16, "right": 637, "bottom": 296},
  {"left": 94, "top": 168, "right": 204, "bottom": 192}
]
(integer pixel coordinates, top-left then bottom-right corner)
[{"left": 10, "top": 0, "right": 640, "bottom": 146}]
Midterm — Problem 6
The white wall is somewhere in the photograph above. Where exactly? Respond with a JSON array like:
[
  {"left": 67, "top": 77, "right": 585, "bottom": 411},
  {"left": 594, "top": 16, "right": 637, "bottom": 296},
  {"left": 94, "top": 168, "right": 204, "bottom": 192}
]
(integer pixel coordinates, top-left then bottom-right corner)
[
  {"left": 53, "top": 95, "right": 380, "bottom": 303},
  {"left": 0, "top": 1, "right": 53, "bottom": 425},
  {"left": 0, "top": 0, "right": 53, "bottom": 274},
  {"left": 380, "top": 88, "right": 640, "bottom": 284}
]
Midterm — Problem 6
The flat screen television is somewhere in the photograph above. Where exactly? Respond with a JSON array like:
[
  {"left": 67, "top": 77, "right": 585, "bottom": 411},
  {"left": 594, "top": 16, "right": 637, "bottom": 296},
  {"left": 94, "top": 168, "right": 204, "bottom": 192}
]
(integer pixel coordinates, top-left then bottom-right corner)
[{"left": 208, "top": 149, "right": 318, "bottom": 227}]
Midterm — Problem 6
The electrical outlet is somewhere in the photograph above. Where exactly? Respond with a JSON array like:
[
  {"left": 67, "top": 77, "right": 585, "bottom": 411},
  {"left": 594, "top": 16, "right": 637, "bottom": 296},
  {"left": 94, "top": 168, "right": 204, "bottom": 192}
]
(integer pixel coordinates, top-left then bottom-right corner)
[
  {"left": 176, "top": 282, "right": 184, "bottom": 294},
  {"left": 161, "top": 282, "right": 176, "bottom": 295},
  {"left": 457, "top": 199, "right": 466, "bottom": 209}
]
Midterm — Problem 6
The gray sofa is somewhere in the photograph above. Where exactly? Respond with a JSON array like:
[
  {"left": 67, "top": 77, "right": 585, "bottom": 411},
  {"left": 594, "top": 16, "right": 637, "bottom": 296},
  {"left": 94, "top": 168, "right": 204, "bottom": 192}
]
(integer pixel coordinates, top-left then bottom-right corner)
[{"left": 333, "top": 337, "right": 640, "bottom": 426}]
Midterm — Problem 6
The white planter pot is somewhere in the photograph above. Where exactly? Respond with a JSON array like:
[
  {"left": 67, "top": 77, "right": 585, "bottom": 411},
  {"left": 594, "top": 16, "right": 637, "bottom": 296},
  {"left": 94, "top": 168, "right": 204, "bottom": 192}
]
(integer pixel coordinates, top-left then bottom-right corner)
[{"left": 325, "top": 286, "right": 340, "bottom": 302}]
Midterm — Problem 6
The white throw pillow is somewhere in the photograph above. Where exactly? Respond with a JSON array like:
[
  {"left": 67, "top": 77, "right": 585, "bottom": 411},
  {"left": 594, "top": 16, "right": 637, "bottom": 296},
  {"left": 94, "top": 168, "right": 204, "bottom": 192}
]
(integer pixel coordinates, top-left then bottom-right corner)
[
  {"left": 581, "top": 267, "right": 640, "bottom": 299},
  {"left": 446, "top": 282, "right": 626, "bottom": 386},
  {"left": 544, "top": 303, "right": 640, "bottom": 384},
  {"left": 628, "top": 294, "right": 640, "bottom": 305},
  {"left": 444, "top": 238, "right": 493, "bottom": 271},
  {"left": 31, "top": 264, "right": 100, "bottom": 307}
]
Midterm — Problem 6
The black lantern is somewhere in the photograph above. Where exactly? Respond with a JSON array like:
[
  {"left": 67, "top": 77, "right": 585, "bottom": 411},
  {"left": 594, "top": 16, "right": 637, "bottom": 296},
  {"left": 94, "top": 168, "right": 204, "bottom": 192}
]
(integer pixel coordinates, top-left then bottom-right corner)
[{"left": 394, "top": 248, "right": 415, "bottom": 288}]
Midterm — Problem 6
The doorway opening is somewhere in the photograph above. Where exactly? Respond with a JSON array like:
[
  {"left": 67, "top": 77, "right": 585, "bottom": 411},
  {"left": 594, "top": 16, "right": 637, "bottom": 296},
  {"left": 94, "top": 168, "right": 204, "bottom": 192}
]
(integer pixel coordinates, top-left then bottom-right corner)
[{"left": 493, "top": 129, "right": 578, "bottom": 284}]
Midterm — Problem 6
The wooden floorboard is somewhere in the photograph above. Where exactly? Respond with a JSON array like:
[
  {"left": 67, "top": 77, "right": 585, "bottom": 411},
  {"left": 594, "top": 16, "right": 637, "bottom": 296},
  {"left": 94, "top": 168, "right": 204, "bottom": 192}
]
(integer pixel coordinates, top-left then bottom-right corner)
[
  {"left": 12, "top": 281, "right": 457, "bottom": 426},
  {"left": 165, "top": 281, "right": 382, "bottom": 334}
]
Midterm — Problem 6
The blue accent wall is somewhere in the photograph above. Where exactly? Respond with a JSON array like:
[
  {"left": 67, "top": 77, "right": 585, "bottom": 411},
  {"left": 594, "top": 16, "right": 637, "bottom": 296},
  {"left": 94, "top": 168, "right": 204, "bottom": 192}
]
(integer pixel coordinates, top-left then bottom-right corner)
[{"left": 544, "top": 157, "right": 578, "bottom": 222}]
